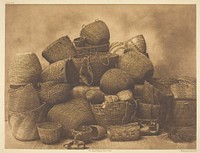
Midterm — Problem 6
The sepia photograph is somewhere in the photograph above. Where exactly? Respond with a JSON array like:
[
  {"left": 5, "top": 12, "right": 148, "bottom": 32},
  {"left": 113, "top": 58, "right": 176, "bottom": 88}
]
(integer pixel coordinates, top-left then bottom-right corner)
[{"left": 2, "top": 1, "right": 198, "bottom": 151}]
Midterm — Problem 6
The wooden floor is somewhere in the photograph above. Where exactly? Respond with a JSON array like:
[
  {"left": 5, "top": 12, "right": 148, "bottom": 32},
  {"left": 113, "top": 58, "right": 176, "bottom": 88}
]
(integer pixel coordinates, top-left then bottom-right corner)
[{"left": 5, "top": 122, "right": 196, "bottom": 150}]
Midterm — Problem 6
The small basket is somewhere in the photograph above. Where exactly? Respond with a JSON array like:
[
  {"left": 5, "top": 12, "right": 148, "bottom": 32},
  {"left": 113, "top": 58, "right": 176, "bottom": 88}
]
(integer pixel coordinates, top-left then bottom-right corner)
[
  {"left": 170, "top": 78, "right": 196, "bottom": 100},
  {"left": 75, "top": 43, "right": 110, "bottom": 55},
  {"left": 37, "top": 122, "right": 62, "bottom": 144},
  {"left": 107, "top": 123, "right": 140, "bottom": 141},
  {"left": 71, "top": 126, "right": 93, "bottom": 142},
  {"left": 90, "top": 100, "right": 137, "bottom": 128}
]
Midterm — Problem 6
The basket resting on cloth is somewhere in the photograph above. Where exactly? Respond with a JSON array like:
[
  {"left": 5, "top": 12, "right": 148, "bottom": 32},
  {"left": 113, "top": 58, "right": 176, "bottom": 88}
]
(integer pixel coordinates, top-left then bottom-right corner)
[
  {"left": 72, "top": 52, "right": 119, "bottom": 86},
  {"left": 47, "top": 98, "right": 96, "bottom": 138},
  {"left": 90, "top": 100, "right": 137, "bottom": 128}
]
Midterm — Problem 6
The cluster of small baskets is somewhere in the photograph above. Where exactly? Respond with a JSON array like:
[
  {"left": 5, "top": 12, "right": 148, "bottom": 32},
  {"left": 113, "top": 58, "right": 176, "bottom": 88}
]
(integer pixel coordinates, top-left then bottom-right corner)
[{"left": 8, "top": 20, "right": 196, "bottom": 147}]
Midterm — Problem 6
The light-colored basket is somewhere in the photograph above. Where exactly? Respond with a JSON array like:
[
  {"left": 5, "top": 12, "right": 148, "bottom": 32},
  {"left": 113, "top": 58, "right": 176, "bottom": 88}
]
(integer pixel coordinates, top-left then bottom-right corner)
[
  {"left": 41, "top": 60, "right": 66, "bottom": 82},
  {"left": 47, "top": 98, "right": 96, "bottom": 138},
  {"left": 42, "top": 35, "right": 76, "bottom": 63},
  {"left": 90, "top": 100, "right": 137, "bottom": 128},
  {"left": 38, "top": 81, "right": 71, "bottom": 104},
  {"left": 73, "top": 52, "right": 118, "bottom": 86},
  {"left": 37, "top": 122, "right": 62, "bottom": 144},
  {"left": 9, "top": 53, "right": 42, "bottom": 86},
  {"left": 170, "top": 78, "right": 196, "bottom": 100},
  {"left": 80, "top": 20, "right": 110, "bottom": 45},
  {"left": 107, "top": 123, "right": 140, "bottom": 141},
  {"left": 8, "top": 102, "right": 51, "bottom": 141},
  {"left": 8, "top": 83, "right": 41, "bottom": 112}
]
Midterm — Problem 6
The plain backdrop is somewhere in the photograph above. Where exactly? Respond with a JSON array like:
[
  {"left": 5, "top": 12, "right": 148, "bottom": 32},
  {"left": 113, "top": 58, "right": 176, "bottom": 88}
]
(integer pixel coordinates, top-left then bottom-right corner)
[{"left": 5, "top": 4, "right": 196, "bottom": 112}]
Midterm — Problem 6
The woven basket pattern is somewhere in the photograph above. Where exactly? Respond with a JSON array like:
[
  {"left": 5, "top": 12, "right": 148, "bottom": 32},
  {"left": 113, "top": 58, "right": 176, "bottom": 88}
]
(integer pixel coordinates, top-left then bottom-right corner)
[
  {"left": 41, "top": 60, "right": 66, "bottom": 82},
  {"left": 90, "top": 100, "right": 136, "bottom": 127},
  {"left": 73, "top": 52, "right": 119, "bottom": 86},
  {"left": 8, "top": 102, "right": 51, "bottom": 141},
  {"left": 107, "top": 123, "right": 140, "bottom": 141},
  {"left": 38, "top": 81, "right": 71, "bottom": 104},
  {"left": 47, "top": 98, "right": 96, "bottom": 138},
  {"left": 8, "top": 83, "right": 41, "bottom": 112},
  {"left": 170, "top": 100, "right": 196, "bottom": 126},
  {"left": 42, "top": 35, "right": 76, "bottom": 63},
  {"left": 80, "top": 20, "right": 110, "bottom": 45},
  {"left": 9, "top": 53, "right": 42, "bottom": 86},
  {"left": 75, "top": 43, "right": 110, "bottom": 55}
]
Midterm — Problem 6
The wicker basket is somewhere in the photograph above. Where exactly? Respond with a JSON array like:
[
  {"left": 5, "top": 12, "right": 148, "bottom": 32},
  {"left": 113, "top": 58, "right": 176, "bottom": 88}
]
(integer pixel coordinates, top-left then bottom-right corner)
[
  {"left": 107, "top": 123, "right": 140, "bottom": 141},
  {"left": 109, "top": 42, "right": 126, "bottom": 56},
  {"left": 125, "top": 35, "right": 146, "bottom": 54},
  {"left": 80, "top": 20, "right": 110, "bottom": 45},
  {"left": 8, "top": 83, "right": 41, "bottom": 112},
  {"left": 42, "top": 35, "right": 76, "bottom": 63},
  {"left": 90, "top": 125, "right": 106, "bottom": 140},
  {"left": 168, "top": 126, "right": 196, "bottom": 143},
  {"left": 8, "top": 102, "right": 51, "bottom": 141},
  {"left": 170, "top": 78, "right": 196, "bottom": 100},
  {"left": 41, "top": 60, "right": 66, "bottom": 82},
  {"left": 47, "top": 98, "right": 96, "bottom": 138},
  {"left": 9, "top": 53, "right": 42, "bottom": 86},
  {"left": 170, "top": 99, "right": 196, "bottom": 127},
  {"left": 38, "top": 81, "right": 71, "bottom": 104},
  {"left": 73, "top": 52, "right": 118, "bottom": 86},
  {"left": 90, "top": 100, "right": 137, "bottom": 128},
  {"left": 75, "top": 43, "right": 110, "bottom": 55},
  {"left": 37, "top": 122, "right": 62, "bottom": 144}
]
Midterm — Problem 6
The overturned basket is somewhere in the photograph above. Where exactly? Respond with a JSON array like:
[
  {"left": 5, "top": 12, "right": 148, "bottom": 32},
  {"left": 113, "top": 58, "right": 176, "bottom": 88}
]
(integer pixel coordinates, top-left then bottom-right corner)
[{"left": 90, "top": 100, "right": 137, "bottom": 128}]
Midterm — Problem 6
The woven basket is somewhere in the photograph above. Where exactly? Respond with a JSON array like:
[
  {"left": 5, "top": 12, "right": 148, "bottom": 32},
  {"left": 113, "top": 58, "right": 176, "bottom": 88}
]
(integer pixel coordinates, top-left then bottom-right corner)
[
  {"left": 8, "top": 102, "right": 51, "bottom": 141},
  {"left": 42, "top": 35, "right": 76, "bottom": 63},
  {"left": 41, "top": 60, "right": 66, "bottom": 82},
  {"left": 170, "top": 78, "right": 196, "bottom": 100},
  {"left": 168, "top": 126, "right": 196, "bottom": 143},
  {"left": 47, "top": 98, "right": 96, "bottom": 138},
  {"left": 71, "top": 126, "right": 93, "bottom": 142},
  {"left": 90, "top": 125, "right": 106, "bottom": 140},
  {"left": 73, "top": 52, "right": 118, "bottom": 86},
  {"left": 109, "top": 42, "right": 126, "bottom": 56},
  {"left": 137, "top": 100, "right": 160, "bottom": 119},
  {"left": 170, "top": 99, "right": 196, "bottom": 127},
  {"left": 9, "top": 53, "right": 42, "bottom": 86},
  {"left": 107, "top": 123, "right": 140, "bottom": 141},
  {"left": 125, "top": 35, "right": 146, "bottom": 53},
  {"left": 8, "top": 83, "right": 41, "bottom": 112},
  {"left": 80, "top": 20, "right": 110, "bottom": 45},
  {"left": 118, "top": 51, "right": 154, "bottom": 83},
  {"left": 37, "top": 122, "right": 62, "bottom": 144},
  {"left": 75, "top": 43, "right": 110, "bottom": 55},
  {"left": 38, "top": 81, "right": 71, "bottom": 104},
  {"left": 90, "top": 100, "right": 137, "bottom": 128}
]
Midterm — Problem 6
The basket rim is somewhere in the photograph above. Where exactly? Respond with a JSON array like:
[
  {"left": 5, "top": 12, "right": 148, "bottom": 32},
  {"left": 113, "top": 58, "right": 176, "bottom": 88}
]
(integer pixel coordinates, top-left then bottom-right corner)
[{"left": 37, "top": 122, "right": 62, "bottom": 130}]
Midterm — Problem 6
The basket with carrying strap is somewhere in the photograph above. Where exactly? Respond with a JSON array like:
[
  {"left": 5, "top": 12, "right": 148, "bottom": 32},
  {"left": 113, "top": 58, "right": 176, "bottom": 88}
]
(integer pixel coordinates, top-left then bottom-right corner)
[
  {"left": 90, "top": 100, "right": 137, "bottom": 128},
  {"left": 72, "top": 52, "right": 118, "bottom": 86}
]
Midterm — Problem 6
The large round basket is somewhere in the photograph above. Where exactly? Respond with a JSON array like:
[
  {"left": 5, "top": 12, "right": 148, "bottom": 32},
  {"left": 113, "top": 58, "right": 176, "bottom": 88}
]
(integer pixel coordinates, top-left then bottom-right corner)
[
  {"left": 8, "top": 102, "right": 51, "bottom": 141},
  {"left": 90, "top": 100, "right": 137, "bottom": 128},
  {"left": 9, "top": 52, "right": 42, "bottom": 86}
]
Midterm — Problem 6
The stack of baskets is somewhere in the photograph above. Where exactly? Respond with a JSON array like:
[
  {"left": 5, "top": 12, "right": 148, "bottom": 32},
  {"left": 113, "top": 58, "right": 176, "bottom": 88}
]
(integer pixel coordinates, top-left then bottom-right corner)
[
  {"left": 7, "top": 19, "right": 196, "bottom": 145},
  {"left": 168, "top": 77, "right": 196, "bottom": 142}
]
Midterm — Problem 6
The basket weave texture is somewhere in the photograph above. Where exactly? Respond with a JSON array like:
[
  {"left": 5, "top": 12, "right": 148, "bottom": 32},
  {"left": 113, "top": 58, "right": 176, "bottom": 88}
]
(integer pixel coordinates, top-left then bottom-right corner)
[
  {"left": 47, "top": 98, "right": 96, "bottom": 137},
  {"left": 73, "top": 52, "right": 118, "bottom": 86},
  {"left": 90, "top": 100, "right": 137, "bottom": 128},
  {"left": 107, "top": 123, "right": 140, "bottom": 141},
  {"left": 42, "top": 35, "right": 76, "bottom": 63},
  {"left": 9, "top": 53, "right": 42, "bottom": 86},
  {"left": 8, "top": 102, "right": 51, "bottom": 141},
  {"left": 38, "top": 81, "right": 71, "bottom": 104},
  {"left": 8, "top": 83, "right": 41, "bottom": 112},
  {"left": 80, "top": 20, "right": 110, "bottom": 45}
]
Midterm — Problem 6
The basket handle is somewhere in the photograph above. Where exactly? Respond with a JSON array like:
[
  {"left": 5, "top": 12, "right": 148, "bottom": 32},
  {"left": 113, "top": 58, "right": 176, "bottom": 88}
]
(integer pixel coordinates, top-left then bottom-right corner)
[
  {"left": 79, "top": 56, "right": 94, "bottom": 86},
  {"left": 82, "top": 24, "right": 86, "bottom": 28},
  {"left": 95, "top": 19, "right": 99, "bottom": 22},
  {"left": 130, "top": 100, "right": 138, "bottom": 122},
  {"left": 96, "top": 52, "right": 110, "bottom": 66}
]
